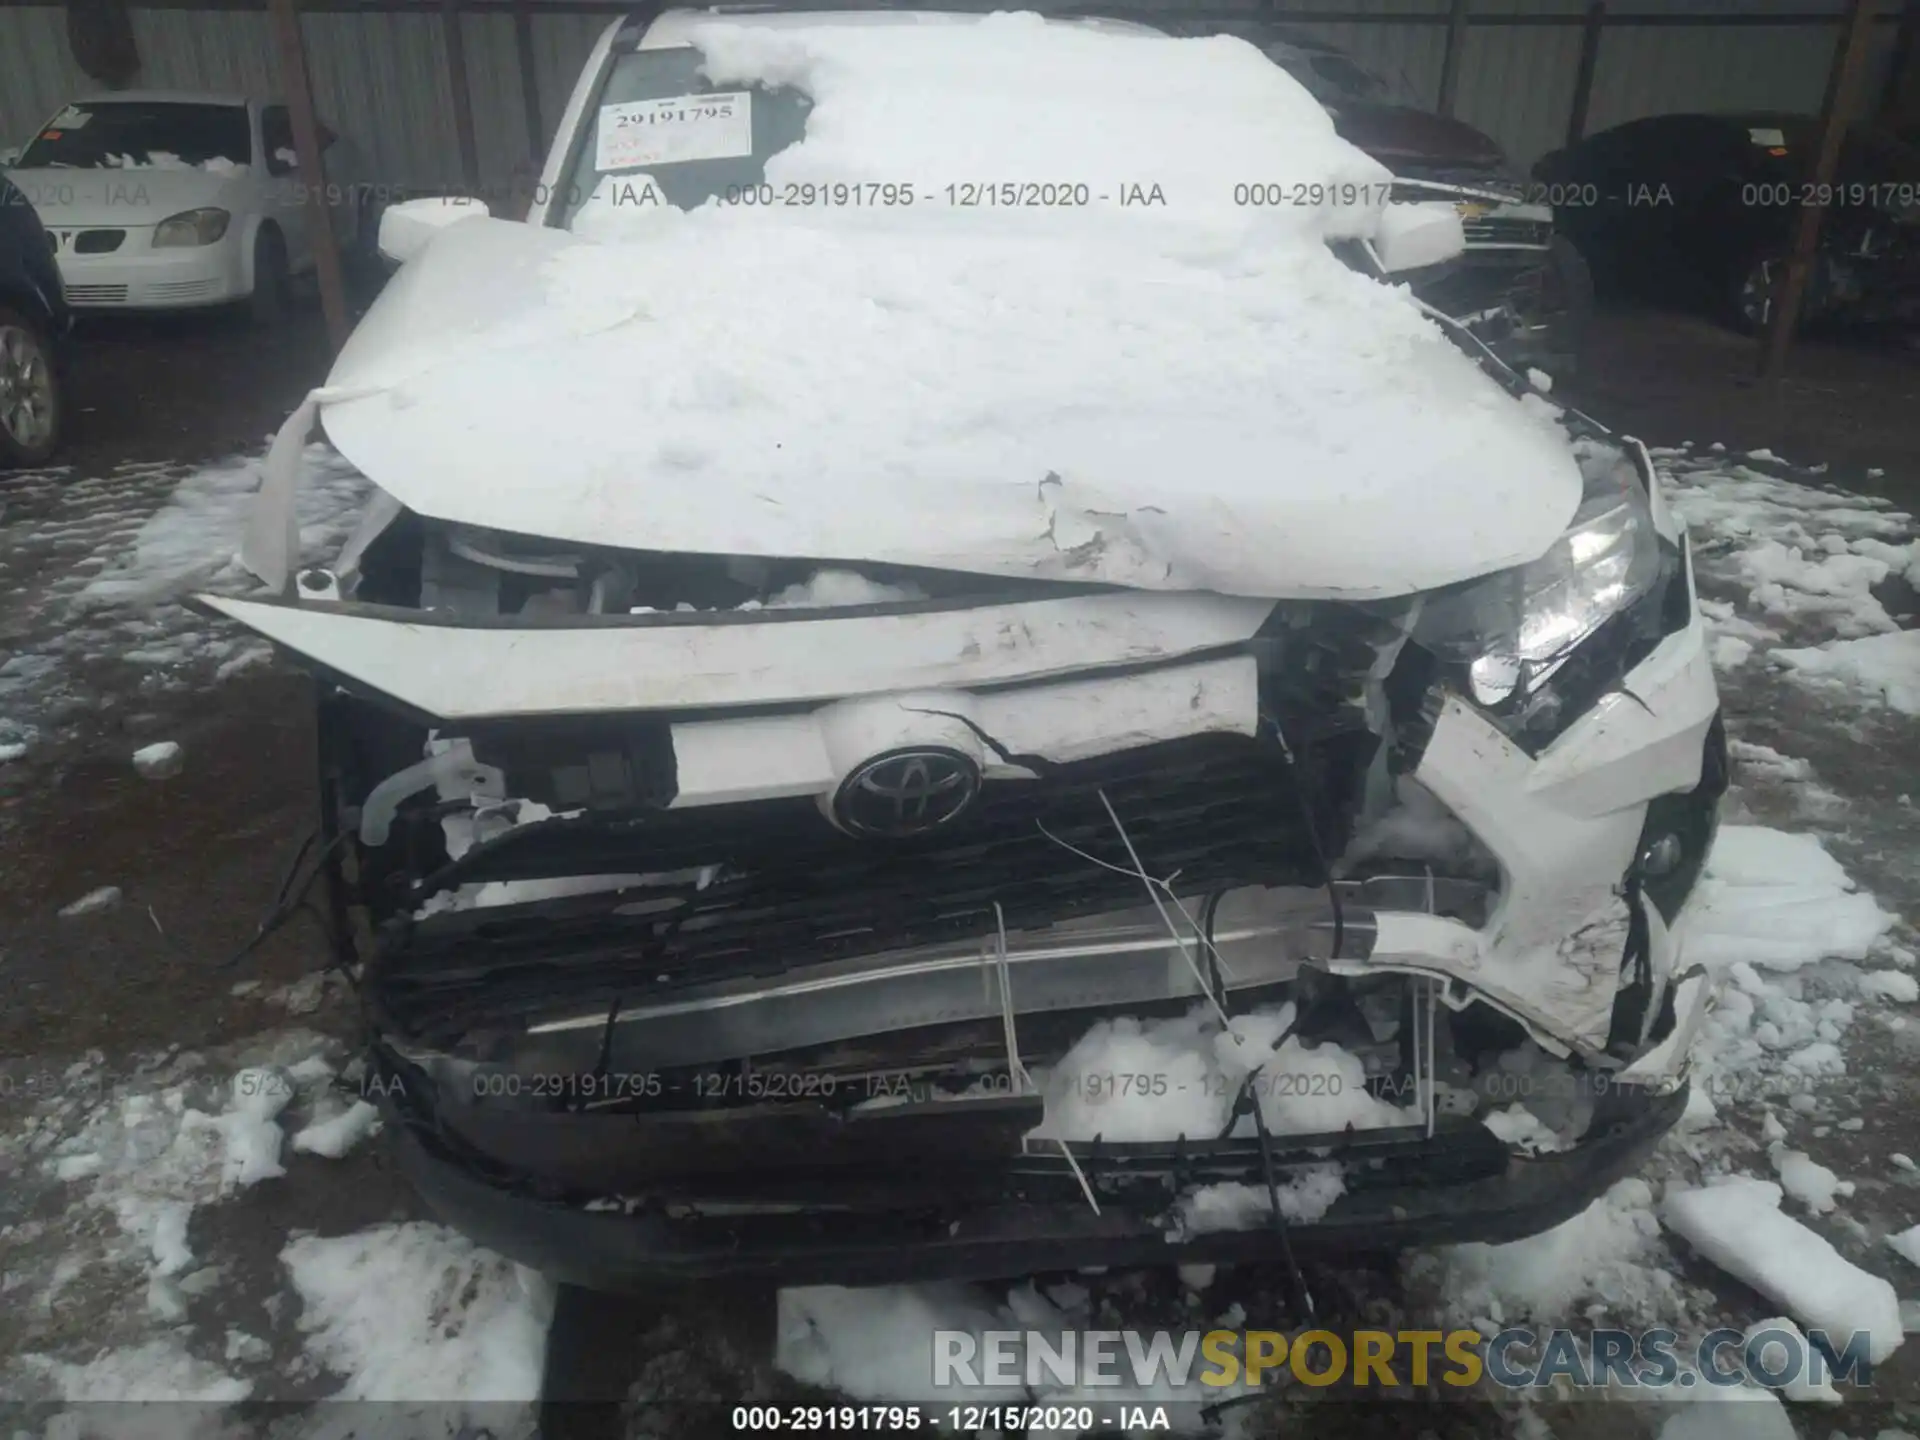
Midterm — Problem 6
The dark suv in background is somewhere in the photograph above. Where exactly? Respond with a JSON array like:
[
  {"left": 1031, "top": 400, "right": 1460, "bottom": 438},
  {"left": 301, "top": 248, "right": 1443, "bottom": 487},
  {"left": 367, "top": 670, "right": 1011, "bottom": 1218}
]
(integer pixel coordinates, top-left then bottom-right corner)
[
  {"left": 0, "top": 171, "right": 69, "bottom": 466},
  {"left": 1535, "top": 112, "right": 1920, "bottom": 335}
]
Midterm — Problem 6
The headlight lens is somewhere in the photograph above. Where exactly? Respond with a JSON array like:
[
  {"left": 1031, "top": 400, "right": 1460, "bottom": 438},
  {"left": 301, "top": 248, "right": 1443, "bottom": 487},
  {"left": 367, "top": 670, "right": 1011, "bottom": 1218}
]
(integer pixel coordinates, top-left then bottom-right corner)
[
  {"left": 1412, "top": 447, "right": 1663, "bottom": 705},
  {"left": 152, "top": 208, "right": 231, "bottom": 247}
]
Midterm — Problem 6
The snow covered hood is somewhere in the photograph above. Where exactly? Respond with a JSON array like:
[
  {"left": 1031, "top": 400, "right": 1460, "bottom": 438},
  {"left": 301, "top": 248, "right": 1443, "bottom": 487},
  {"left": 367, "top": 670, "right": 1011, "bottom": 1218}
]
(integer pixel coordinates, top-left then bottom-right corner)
[
  {"left": 8, "top": 165, "right": 250, "bottom": 228},
  {"left": 316, "top": 12, "right": 1581, "bottom": 600}
]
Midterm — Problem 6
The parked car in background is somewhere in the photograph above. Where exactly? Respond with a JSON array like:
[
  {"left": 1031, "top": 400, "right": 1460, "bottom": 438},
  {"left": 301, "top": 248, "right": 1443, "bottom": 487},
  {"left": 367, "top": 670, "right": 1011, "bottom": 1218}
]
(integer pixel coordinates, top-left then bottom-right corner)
[
  {"left": 1535, "top": 112, "right": 1920, "bottom": 333},
  {"left": 1209, "top": 23, "right": 1591, "bottom": 376},
  {"left": 0, "top": 171, "right": 68, "bottom": 465},
  {"left": 202, "top": 6, "right": 1722, "bottom": 1291},
  {"left": 5, "top": 91, "right": 362, "bottom": 323}
]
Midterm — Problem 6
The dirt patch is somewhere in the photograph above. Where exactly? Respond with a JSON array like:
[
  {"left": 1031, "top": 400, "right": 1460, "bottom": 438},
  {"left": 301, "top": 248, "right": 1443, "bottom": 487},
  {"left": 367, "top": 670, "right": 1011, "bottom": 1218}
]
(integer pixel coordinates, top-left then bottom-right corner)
[
  {"left": 0, "top": 668, "right": 332, "bottom": 1062},
  {"left": 1564, "top": 306, "right": 1920, "bottom": 509}
]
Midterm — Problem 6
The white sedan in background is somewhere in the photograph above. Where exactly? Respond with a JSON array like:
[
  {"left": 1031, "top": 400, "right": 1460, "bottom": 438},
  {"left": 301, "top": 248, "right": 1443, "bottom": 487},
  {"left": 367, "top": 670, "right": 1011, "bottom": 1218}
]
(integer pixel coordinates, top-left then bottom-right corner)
[{"left": 3, "top": 91, "right": 360, "bottom": 321}]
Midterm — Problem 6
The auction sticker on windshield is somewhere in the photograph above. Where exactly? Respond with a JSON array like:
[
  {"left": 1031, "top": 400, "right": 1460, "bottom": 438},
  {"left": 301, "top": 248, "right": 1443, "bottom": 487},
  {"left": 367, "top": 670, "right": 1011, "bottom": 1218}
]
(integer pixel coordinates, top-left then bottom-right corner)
[{"left": 596, "top": 92, "right": 753, "bottom": 171}]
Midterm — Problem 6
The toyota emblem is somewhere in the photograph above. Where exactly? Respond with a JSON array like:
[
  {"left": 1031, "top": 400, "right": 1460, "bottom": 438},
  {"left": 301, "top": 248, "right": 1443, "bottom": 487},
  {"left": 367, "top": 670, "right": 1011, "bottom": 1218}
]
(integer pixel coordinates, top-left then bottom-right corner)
[{"left": 831, "top": 748, "right": 982, "bottom": 838}]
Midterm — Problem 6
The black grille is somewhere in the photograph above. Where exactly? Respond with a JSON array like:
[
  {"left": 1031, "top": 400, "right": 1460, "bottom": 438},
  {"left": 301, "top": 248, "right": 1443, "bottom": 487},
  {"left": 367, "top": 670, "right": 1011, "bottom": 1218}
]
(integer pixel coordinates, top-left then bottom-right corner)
[
  {"left": 74, "top": 228, "right": 125, "bottom": 254},
  {"left": 1462, "top": 218, "right": 1551, "bottom": 248},
  {"left": 371, "top": 730, "right": 1375, "bottom": 1041},
  {"left": 1390, "top": 169, "right": 1522, "bottom": 198}
]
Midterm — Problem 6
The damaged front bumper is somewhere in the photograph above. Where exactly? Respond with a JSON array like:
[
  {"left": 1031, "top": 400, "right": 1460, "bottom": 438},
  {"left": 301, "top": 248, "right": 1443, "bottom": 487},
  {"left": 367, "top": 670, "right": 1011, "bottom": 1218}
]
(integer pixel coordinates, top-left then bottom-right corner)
[
  {"left": 201, "top": 421, "right": 1726, "bottom": 1286},
  {"left": 378, "top": 1058, "right": 1689, "bottom": 1288},
  {"left": 353, "top": 676, "right": 1723, "bottom": 1289}
]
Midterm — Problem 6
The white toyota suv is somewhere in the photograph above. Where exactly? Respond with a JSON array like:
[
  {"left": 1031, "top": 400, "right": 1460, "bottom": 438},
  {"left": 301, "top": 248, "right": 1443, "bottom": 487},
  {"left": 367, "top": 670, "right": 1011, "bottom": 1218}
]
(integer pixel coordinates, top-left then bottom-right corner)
[{"left": 201, "top": 3, "right": 1725, "bottom": 1291}]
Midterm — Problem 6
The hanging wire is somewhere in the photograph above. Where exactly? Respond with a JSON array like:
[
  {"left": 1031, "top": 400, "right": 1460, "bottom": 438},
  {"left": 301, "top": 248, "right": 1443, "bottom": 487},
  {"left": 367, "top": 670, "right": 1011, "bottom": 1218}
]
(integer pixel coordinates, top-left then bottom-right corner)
[
  {"left": 219, "top": 827, "right": 352, "bottom": 970},
  {"left": 1035, "top": 809, "right": 1238, "bottom": 1032},
  {"left": 1261, "top": 713, "right": 1346, "bottom": 961},
  {"left": 993, "top": 902, "right": 1099, "bottom": 1214}
]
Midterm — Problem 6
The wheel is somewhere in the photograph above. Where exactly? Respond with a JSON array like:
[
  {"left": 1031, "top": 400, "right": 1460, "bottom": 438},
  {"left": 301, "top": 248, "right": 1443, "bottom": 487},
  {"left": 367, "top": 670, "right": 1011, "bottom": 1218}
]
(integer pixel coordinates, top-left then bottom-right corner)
[
  {"left": 1731, "top": 251, "right": 1782, "bottom": 335},
  {"left": 1728, "top": 249, "right": 1830, "bottom": 337},
  {"left": 250, "top": 225, "right": 290, "bottom": 326},
  {"left": 0, "top": 306, "right": 62, "bottom": 466}
]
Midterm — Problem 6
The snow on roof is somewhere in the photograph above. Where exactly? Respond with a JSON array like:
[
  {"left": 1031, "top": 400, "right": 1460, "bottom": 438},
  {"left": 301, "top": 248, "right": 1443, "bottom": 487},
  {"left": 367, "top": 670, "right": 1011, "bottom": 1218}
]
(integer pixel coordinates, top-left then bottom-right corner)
[{"left": 323, "top": 10, "right": 1583, "bottom": 597}]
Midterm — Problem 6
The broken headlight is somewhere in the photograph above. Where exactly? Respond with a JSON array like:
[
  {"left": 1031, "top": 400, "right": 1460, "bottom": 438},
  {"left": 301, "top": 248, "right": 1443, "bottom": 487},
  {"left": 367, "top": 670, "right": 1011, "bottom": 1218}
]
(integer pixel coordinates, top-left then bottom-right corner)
[{"left": 1412, "top": 452, "right": 1661, "bottom": 706}]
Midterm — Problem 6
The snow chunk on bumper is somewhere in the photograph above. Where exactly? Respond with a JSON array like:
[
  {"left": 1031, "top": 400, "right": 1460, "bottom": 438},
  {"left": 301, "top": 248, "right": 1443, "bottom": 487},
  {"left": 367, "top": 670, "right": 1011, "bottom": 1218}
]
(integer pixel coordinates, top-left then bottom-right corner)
[{"left": 1028, "top": 1004, "right": 1405, "bottom": 1144}]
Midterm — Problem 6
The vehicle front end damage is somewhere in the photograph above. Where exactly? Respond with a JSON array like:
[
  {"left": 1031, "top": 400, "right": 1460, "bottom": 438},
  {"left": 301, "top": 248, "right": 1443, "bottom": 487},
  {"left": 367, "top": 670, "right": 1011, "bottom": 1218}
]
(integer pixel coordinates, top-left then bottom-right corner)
[{"left": 200, "top": 417, "right": 1723, "bottom": 1290}]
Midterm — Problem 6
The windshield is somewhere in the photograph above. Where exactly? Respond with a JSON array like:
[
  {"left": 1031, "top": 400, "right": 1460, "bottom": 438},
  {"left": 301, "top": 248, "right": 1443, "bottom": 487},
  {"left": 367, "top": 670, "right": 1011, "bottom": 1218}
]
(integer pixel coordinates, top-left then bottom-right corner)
[
  {"left": 17, "top": 102, "right": 252, "bottom": 169},
  {"left": 557, "top": 46, "right": 811, "bottom": 226}
]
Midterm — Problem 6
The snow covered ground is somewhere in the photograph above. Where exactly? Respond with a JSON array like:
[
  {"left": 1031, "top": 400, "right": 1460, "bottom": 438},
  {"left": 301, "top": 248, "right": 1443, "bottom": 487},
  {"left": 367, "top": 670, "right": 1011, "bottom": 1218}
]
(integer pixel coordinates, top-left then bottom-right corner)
[
  {"left": 1, "top": 442, "right": 1918, "bottom": 1438},
  {"left": 0, "top": 449, "right": 364, "bottom": 763}
]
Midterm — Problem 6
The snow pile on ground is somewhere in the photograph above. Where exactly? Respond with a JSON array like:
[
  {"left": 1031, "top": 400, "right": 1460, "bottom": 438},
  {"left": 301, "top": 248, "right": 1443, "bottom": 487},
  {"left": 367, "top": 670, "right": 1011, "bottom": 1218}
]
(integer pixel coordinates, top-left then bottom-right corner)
[
  {"left": 0, "top": 1031, "right": 553, "bottom": 1431},
  {"left": 778, "top": 1277, "right": 1261, "bottom": 1414},
  {"left": 196, "top": 1064, "right": 300, "bottom": 1189},
  {"left": 290, "top": 1098, "right": 380, "bottom": 1158},
  {"left": 0, "top": 1034, "right": 359, "bottom": 1400},
  {"left": 1773, "top": 630, "right": 1920, "bottom": 715},
  {"left": 1679, "top": 826, "right": 1896, "bottom": 973},
  {"left": 1769, "top": 1142, "right": 1847, "bottom": 1214},
  {"left": 78, "top": 444, "right": 365, "bottom": 610},
  {"left": 1654, "top": 1386, "right": 1799, "bottom": 1440},
  {"left": 779, "top": 1283, "right": 1030, "bottom": 1405},
  {"left": 1662, "top": 449, "right": 1919, "bottom": 710},
  {"left": 281, "top": 1222, "right": 554, "bottom": 1404},
  {"left": 1413, "top": 1178, "right": 1681, "bottom": 1329},
  {"left": 1661, "top": 1176, "right": 1904, "bottom": 1364},
  {"left": 20, "top": 1337, "right": 253, "bottom": 1405},
  {"left": 1887, "top": 1223, "right": 1920, "bottom": 1270},
  {"left": 1673, "top": 825, "right": 1900, "bottom": 1134},
  {"left": 0, "top": 448, "right": 363, "bottom": 734},
  {"left": 1741, "top": 1316, "right": 1843, "bottom": 1404},
  {"left": 59, "top": 884, "right": 123, "bottom": 918},
  {"left": 131, "top": 739, "right": 184, "bottom": 779}
]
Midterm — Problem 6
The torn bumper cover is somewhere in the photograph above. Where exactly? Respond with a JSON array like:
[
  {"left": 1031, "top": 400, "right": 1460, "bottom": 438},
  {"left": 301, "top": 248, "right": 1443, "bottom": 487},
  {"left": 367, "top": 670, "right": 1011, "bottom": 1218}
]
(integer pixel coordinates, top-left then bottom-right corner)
[
  {"left": 356, "top": 687, "right": 1722, "bottom": 1288},
  {"left": 204, "top": 414, "right": 1725, "bottom": 1285}
]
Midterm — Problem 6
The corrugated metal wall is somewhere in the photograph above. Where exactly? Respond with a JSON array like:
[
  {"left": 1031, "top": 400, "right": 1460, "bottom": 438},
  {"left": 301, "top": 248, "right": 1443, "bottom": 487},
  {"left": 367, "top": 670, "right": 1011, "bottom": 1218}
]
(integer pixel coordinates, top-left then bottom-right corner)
[{"left": 0, "top": 1, "right": 1901, "bottom": 187}]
